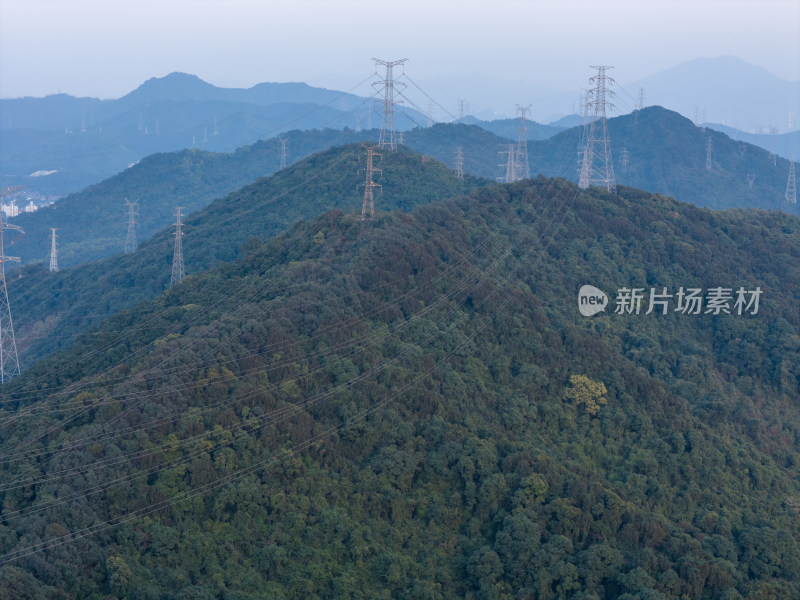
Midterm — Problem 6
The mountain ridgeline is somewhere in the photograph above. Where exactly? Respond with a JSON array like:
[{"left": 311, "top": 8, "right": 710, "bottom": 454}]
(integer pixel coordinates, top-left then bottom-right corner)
[
  {"left": 8, "top": 105, "right": 797, "bottom": 273},
  {"left": 0, "top": 72, "right": 427, "bottom": 197},
  {"left": 1, "top": 178, "right": 800, "bottom": 597},
  {"left": 9, "top": 144, "right": 485, "bottom": 369}
]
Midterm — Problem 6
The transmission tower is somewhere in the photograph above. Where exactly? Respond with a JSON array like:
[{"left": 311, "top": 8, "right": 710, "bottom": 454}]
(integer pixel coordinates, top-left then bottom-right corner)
[
  {"left": 499, "top": 145, "right": 517, "bottom": 184},
  {"left": 170, "top": 207, "right": 185, "bottom": 287},
  {"left": 0, "top": 187, "right": 23, "bottom": 383},
  {"left": 360, "top": 145, "right": 382, "bottom": 220},
  {"left": 579, "top": 66, "right": 616, "bottom": 193},
  {"left": 279, "top": 138, "right": 288, "bottom": 170},
  {"left": 458, "top": 99, "right": 469, "bottom": 121},
  {"left": 577, "top": 90, "right": 590, "bottom": 177},
  {"left": 49, "top": 228, "right": 58, "bottom": 272},
  {"left": 427, "top": 102, "right": 434, "bottom": 127},
  {"left": 373, "top": 58, "right": 407, "bottom": 151},
  {"left": 769, "top": 127, "right": 777, "bottom": 166},
  {"left": 747, "top": 173, "right": 755, "bottom": 189},
  {"left": 633, "top": 87, "right": 645, "bottom": 127},
  {"left": 454, "top": 147, "right": 465, "bottom": 182},
  {"left": 621, "top": 147, "right": 629, "bottom": 174},
  {"left": 124, "top": 199, "right": 137, "bottom": 254},
  {"left": 787, "top": 156, "right": 797, "bottom": 204},
  {"left": 706, "top": 135, "right": 713, "bottom": 171},
  {"left": 515, "top": 104, "right": 531, "bottom": 180}
]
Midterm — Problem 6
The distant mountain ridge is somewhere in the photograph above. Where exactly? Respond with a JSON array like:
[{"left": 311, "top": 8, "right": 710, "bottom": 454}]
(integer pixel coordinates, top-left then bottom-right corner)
[
  {"left": 8, "top": 106, "right": 797, "bottom": 274},
  {"left": 624, "top": 56, "right": 799, "bottom": 134},
  {"left": 0, "top": 72, "right": 426, "bottom": 196}
]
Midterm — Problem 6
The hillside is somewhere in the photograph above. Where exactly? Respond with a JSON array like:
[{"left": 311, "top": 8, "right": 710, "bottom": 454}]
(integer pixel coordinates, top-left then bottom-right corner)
[
  {"left": 8, "top": 128, "right": 373, "bottom": 267},
  {"left": 7, "top": 124, "right": 510, "bottom": 269},
  {"left": 1, "top": 178, "right": 800, "bottom": 597},
  {"left": 9, "top": 144, "right": 485, "bottom": 369},
  {"left": 6, "top": 104, "right": 796, "bottom": 276},
  {"left": 527, "top": 106, "right": 798, "bottom": 214}
]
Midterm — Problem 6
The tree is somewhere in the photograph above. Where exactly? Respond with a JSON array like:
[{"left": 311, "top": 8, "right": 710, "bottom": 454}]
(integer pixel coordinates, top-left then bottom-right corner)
[{"left": 563, "top": 375, "right": 608, "bottom": 416}]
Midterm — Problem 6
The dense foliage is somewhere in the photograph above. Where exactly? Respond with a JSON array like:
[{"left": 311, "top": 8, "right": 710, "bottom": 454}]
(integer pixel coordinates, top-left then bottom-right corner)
[{"left": 1, "top": 178, "right": 799, "bottom": 598}]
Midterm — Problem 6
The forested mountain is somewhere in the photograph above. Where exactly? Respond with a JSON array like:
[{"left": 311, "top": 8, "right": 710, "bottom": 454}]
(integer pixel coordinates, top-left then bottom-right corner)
[
  {"left": 12, "top": 105, "right": 795, "bottom": 271},
  {"left": 8, "top": 125, "right": 509, "bottom": 269},
  {"left": 526, "top": 106, "right": 798, "bottom": 213},
  {"left": 1, "top": 177, "right": 800, "bottom": 598},
  {"left": 9, "top": 144, "right": 484, "bottom": 369},
  {"left": 9, "top": 128, "right": 376, "bottom": 268}
]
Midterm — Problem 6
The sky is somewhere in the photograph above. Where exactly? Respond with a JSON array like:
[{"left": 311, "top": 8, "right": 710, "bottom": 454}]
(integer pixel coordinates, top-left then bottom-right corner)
[{"left": 1, "top": 0, "right": 798, "bottom": 115}]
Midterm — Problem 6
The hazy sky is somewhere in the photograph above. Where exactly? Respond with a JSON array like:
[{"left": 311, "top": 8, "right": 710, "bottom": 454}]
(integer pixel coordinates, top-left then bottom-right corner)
[{"left": 1, "top": 0, "right": 798, "bottom": 108}]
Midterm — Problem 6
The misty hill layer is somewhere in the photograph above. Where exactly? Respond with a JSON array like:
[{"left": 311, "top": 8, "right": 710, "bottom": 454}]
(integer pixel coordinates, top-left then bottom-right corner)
[
  {"left": 1, "top": 178, "right": 800, "bottom": 598},
  {"left": 527, "top": 106, "right": 797, "bottom": 214},
  {"left": 12, "top": 105, "right": 795, "bottom": 273},
  {"left": 0, "top": 72, "right": 426, "bottom": 196}
]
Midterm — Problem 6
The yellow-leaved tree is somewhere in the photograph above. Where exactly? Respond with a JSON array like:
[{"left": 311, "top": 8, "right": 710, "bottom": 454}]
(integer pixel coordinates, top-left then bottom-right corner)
[{"left": 563, "top": 374, "right": 607, "bottom": 416}]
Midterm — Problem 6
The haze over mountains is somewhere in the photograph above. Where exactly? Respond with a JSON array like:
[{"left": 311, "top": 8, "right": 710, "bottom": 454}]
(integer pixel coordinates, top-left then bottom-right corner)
[
  {"left": 1, "top": 56, "right": 797, "bottom": 199},
  {"left": 6, "top": 105, "right": 795, "bottom": 276}
]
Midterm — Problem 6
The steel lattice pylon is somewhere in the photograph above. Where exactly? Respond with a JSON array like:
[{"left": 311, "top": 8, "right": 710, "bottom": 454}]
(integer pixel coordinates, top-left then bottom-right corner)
[
  {"left": 360, "top": 146, "right": 382, "bottom": 221},
  {"left": 49, "top": 228, "right": 58, "bottom": 272},
  {"left": 171, "top": 207, "right": 185, "bottom": 287},
  {"left": 124, "top": 199, "right": 137, "bottom": 254},
  {"left": 515, "top": 104, "right": 531, "bottom": 180},
  {"left": 787, "top": 156, "right": 797, "bottom": 204},
  {"left": 373, "top": 58, "right": 407, "bottom": 151},
  {"left": 0, "top": 187, "right": 23, "bottom": 383},
  {"left": 579, "top": 66, "right": 616, "bottom": 193},
  {"left": 454, "top": 147, "right": 464, "bottom": 182}
]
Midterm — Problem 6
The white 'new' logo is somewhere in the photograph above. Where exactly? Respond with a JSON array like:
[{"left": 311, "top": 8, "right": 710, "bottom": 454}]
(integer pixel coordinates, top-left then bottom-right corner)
[{"left": 578, "top": 285, "right": 608, "bottom": 316}]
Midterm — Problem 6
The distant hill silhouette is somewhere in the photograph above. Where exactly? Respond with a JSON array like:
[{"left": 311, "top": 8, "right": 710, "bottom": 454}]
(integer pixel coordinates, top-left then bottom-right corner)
[{"left": 0, "top": 72, "right": 425, "bottom": 196}]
